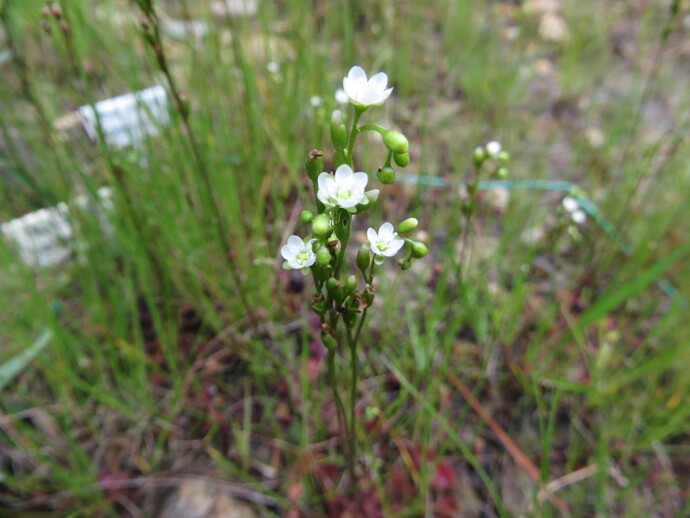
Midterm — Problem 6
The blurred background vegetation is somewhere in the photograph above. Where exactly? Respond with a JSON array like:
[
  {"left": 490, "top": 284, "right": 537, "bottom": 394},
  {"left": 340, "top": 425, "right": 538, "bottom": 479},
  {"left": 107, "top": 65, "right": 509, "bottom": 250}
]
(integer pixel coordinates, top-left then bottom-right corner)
[{"left": 1, "top": 0, "right": 689, "bottom": 516}]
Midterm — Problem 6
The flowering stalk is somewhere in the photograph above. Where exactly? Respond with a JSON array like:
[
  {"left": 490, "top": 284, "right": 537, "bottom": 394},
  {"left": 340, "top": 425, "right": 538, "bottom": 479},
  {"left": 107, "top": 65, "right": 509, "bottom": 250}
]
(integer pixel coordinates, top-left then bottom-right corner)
[
  {"left": 457, "top": 141, "right": 510, "bottom": 281},
  {"left": 280, "top": 66, "right": 427, "bottom": 484}
]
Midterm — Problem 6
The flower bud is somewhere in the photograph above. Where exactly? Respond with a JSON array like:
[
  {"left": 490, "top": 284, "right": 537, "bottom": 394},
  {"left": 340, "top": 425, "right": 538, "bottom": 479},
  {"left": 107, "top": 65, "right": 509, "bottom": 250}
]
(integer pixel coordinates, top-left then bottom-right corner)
[
  {"left": 397, "top": 218, "right": 418, "bottom": 234},
  {"left": 299, "top": 210, "right": 314, "bottom": 223},
  {"left": 330, "top": 121, "right": 348, "bottom": 149},
  {"left": 377, "top": 166, "right": 396, "bottom": 185},
  {"left": 326, "top": 277, "right": 338, "bottom": 296},
  {"left": 498, "top": 150, "right": 510, "bottom": 163},
  {"left": 311, "top": 214, "right": 332, "bottom": 237},
  {"left": 305, "top": 149, "right": 323, "bottom": 181},
  {"left": 331, "top": 109, "right": 344, "bottom": 125},
  {"left": 356, "top": 245, "right": 371, "bottom": 274},
  {"left": 393, "top": 152, "right": 409, "bottom": 167},
  {"left": 311, "top": 298, "right": 327, "bottom": 318},
  {"left": 316, "top": 245, "right": 332, "bottom": 267},
  {"left": 473, "top": 146, "right": 486, "bottom": 166},
  {"left": 398, "top": 259, "right": 412, "bottom": 270},
  {"left": 362, "top": 290, "right": 374, "bottom": 306},
  {"left": 411, "top": 241, "right": 429, "bottom": 258},
  {"left": 383, "top": 131, "right": 409, "bottom": 153},
  {"left": 322, "top": 333, "right": 337, "bottom": 350},
  {"left": 497, "top": 167, "right": 509, "bottom": 178},
  {"left": 343, "top": 275, "right": 357, "bottom": 295}
]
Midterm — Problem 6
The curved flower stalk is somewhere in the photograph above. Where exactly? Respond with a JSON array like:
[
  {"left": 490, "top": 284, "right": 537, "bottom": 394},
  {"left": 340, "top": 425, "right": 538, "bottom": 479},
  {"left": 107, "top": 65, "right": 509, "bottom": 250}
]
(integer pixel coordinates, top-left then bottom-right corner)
[{"left": 278, "top": 66, "right": 427, "bottom": 484}]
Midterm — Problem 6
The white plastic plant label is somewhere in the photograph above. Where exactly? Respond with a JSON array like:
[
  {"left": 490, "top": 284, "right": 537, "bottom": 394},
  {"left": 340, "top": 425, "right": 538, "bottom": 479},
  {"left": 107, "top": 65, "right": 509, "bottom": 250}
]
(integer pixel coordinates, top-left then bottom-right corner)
[
  {"left": 1, "top": 206, "right": 72, "bottom": 267},
  {"left": 77, "top": 85, "right": 169, "bottom": 149},
  {"left": 1, "top": 187, "right": 114, "bottom": 268}
]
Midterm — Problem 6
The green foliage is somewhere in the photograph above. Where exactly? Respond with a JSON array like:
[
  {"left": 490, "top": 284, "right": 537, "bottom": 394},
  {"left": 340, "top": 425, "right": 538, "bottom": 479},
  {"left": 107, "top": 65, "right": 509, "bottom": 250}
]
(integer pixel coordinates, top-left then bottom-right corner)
[{"left": 0, "top": 1, "right": 688, "bottom": 516}]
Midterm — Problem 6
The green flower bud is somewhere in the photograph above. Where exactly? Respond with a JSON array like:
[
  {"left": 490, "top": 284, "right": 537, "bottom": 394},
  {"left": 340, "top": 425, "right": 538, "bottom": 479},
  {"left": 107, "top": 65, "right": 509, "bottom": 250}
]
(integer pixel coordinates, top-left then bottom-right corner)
[
  {"left": 330, "top": 112, "right": 348, "bottom": 149},
  {"left": 411, "top": 241, "right": 429, "bottom": 258},
  {"left": 300, "top": 210, "right": 314, "bottom": 223},
  {"left": 312, "top": 214, "right": 332, "bottom": 237},
  {"left": 497, "top": 167, "right": 509, "bottom": 178},
  {"left": 393, "top": 152, "right": 409, "bottom": 167},
  {"left": 343, "top": 308, "right": 357, "bottom": 328},
  {"left": 398, "top": 259, "right": 412, "bottom": 270},
  {"left": 383, "top": 131, "right": 409, "bottom": 153},
  {"left": 333, "top": 148, "right": 347, "bottom": 168},
  {"left": 356, "top": 245, "right": 371, "bottom": 274},
  {"left": 362, "top": 290, "right": 374, "bottom": 306},
  {"left": 397, "top": 218, "right": 418, "bottom": 234},
  {"left": 331, "top": 109, "right": 344, "bottom": 125},
  {"left": 343, "top": 275, "right": 357, "bottom": 295},
  {"left": 305, "top": 149, "right": 323, "bottom": 181},
  {"left": 377, "top": 166, "right": 396, "bottom": 185},
  {"left": 322, "top": 333, "right": 337, "bottom": 350},
  {"left": 311, "top": 299, "right": 326, "bottom": 318},
  {"left": 316, "top": 245, "right": 332, "bottom": 266},
  {"left": 326, "top": 277, "right": 338, "bottom": 296},
  {"left": 333, "top": 285, "right": 346, "bottom": 306},
  {"left": 498, "top": 150, "right": 510, "bottom": 163},
  {"left": 473, "top": 146, "right": 486, "bottom": 166}
]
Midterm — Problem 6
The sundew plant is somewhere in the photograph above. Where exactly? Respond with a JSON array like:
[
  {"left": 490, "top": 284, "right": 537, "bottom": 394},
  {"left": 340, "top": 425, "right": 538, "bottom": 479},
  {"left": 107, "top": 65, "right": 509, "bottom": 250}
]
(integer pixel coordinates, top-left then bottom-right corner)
[{"left": 280, "top": 66, "right": 429, "bottom": 481}]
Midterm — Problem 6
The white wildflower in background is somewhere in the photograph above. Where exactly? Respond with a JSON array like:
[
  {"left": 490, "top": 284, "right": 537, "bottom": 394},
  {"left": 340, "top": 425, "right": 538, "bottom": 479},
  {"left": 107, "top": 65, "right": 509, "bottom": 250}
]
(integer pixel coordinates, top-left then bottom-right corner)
[
  {"left": 342, "top": 66, "right": 393, "bottom": 108},
  {"left": 367, "top": 222, "right": 404, "bottom": 257},
  {"left": 310, "top": 96, "right": 323, "bottom": 107},
  {"left": 571, "top": 210, "right": 587, "bottom": 224},
  {"left": 562, "top": 196, "right": 578, "bottom": 213},
  {"left": 317, "top": 164, "right": 369, "bottom": 210},
  {"left": 486, "top": 141, "right": 502, "bottom": 158},
  {"left": 335, "top": 88, "right": 349, "bottom": 104},
  {"left": 281, "top": 235, "right": 317, "bottom": 273},
  {"left": 562, "top": 196, "right": 587, "bottom": 224}
]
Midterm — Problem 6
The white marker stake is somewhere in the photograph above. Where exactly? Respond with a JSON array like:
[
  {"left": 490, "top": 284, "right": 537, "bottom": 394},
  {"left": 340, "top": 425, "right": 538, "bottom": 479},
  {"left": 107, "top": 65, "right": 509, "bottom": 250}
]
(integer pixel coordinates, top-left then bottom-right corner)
[
  {"left": 77, "top": 85, "right": 169, "bottom": 149},
  {"left": 1, "top": 188, "right": 114, "bottom": 268}
]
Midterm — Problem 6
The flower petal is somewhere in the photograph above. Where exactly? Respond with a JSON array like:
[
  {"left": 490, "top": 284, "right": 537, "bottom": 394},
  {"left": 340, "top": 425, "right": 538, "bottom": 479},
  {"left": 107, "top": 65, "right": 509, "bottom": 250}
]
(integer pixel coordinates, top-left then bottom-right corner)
[
  {"left": 347, "top": 66, "right": 367, "bottom": 82},
  {"left": 367, "top": 227, "right": 378, "bottom": 244},
  {"left": 317, "top": 172, "right": 333, "bottom": 193},
  {"left": 376, "top": 87, "right": 393, "bottom": 104},
  {"left": 387, "top": 238, "right": 405, "bottom": 256},
  {"left": 368, "top": 72, "right": 388, "bottom": 91},
  {"left": 334, "top": 164, "right": 354, "bottom": 183},
  {"left": 287, "top": 235, "right": 304, "bottom": 249},
  {"left": 352, "top": 172, "right": 369, "bottom": 192},
  {"left": 379, "top": 222, "right": 394, "bottom": 238}
]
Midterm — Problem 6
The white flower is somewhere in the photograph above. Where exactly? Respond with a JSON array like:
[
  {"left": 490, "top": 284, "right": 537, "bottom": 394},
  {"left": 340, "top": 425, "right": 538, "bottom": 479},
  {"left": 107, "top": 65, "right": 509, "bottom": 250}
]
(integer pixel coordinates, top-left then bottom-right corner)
[
  {"left": 310, "top": 95, "right": 323, "bottom": 107},
  {"left": 486, "top": 141, "right": 502, "bottom": 158},
  {"left": 281, "top": 235, "right": 317, "bottom": 271},
  {"left": 317, "top": 164, "right": 369, "bottom": 211},
  {"left": 571, "top": 209, "right": 587, "bottom": 224},
  {"left": 562, "top": 196, "right": 579, "bottom": 213},
  {"left": 342, "top": 66, "right": 393, "bottom": 107},
  {"left": 367, "top": 222, "right": 404, "bottom": 257},
  {"left": 335, "top": 88, "right": 349, "bottom": 104}
]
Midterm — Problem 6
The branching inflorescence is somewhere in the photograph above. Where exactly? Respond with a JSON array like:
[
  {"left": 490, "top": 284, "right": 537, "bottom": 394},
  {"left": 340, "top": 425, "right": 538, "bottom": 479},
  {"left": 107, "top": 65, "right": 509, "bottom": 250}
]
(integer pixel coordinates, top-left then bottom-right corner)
[{"left": 279, "top": 66, "right": 427, "bottom": 481}]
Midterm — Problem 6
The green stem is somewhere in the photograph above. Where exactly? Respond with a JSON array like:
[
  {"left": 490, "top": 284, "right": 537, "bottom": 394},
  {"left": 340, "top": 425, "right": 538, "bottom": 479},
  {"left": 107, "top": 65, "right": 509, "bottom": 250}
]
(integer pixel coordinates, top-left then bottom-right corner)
[
  {"left": 358, "top": 124, "right": 388, "bottom": 135},
  {"left": 345, "top": 326, "right": 357, "bottom": 483},
  {"left": 346, "top": 108, "right": 364, "bottom": 168},
  {"left": 334, "top": 211, "right": 351, "bottom": 278},
  {"left": 326, "top": 346, "right": 348, "bottom": 466}
]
